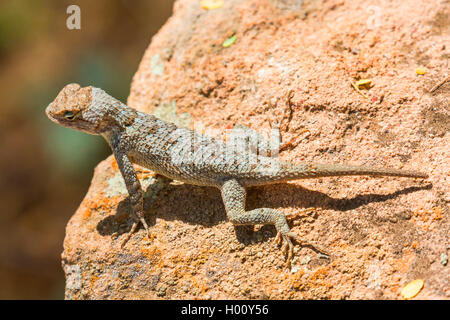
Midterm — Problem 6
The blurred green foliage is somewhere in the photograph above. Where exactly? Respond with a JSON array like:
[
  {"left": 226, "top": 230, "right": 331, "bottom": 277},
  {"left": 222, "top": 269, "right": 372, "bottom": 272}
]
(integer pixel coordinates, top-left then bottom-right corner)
[{"left": 0, "top": 1, "right": 49, "bottom": 51}]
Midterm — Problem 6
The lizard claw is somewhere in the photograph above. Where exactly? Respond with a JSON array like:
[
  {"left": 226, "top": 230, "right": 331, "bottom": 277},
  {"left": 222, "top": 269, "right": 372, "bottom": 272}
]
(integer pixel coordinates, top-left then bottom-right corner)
[
  {"left": 139, "top": 217, "right": 151, "bottom": 239},
  {"left": 276, "top": 232, "right": 296, "bottom": 265},
  {"left": 275, "top": 231, "right": 282, "bottom": 245},
  {"left": 276, "top": 231, "right": 330, "bottom": 266},
  {"left": 120, "top": 218, "right": 152, "bottom": 248},
  {"left": 120, "top": 220, "right": 140, "bottom": 248},
  {"left": 287, "top": 232, "right": 330, "bottom": 258}
]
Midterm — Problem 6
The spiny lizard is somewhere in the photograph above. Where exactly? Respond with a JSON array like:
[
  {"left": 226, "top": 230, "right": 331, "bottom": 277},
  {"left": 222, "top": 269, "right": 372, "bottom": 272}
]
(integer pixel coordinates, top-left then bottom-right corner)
[{"left": 46, "top": 83, "right": 428, "bottom": 264}]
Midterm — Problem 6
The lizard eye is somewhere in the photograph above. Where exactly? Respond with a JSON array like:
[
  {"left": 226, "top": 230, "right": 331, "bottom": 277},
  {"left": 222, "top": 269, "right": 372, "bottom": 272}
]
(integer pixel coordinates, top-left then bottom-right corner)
[{"left": 64, "top": 111, "right": 76, "bottom": 120}]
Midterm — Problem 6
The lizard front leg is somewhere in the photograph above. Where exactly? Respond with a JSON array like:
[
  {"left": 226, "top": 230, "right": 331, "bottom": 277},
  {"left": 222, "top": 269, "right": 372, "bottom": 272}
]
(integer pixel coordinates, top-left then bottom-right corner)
[
  {"left": 220, "top": 179, "right": 328, "bottom": 265},
  {"left": 113, "top": 150, "right": 150, "bottom": 247}
]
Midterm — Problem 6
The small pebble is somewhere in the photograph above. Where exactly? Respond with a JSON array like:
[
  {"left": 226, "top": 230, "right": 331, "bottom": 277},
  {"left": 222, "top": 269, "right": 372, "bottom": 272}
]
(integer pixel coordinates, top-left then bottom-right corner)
[
  {"left": 291, "top": 266, "right": 301, "bottom": 273},
  {"left": 440, "top": 253, "right": 448, "bottom": 266},
  {"left": 156, "top": 285, "right": 167, "bottom": 297}
]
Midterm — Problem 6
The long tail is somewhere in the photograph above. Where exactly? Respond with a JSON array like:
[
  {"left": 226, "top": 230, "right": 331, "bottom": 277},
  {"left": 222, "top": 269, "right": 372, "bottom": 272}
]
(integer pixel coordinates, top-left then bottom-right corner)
[
  {"left": 248, "top": 162, "right": 428, "bottom": 185},
  {"left": 290, "top": 163, "right": 429, "bottom": 179}
]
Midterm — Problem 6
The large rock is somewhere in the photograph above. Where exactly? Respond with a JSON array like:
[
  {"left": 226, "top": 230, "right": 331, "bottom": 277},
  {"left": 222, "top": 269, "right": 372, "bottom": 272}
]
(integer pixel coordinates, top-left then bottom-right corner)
[{"left": 62, "top": 0, "right": 449, "bottom": 299}]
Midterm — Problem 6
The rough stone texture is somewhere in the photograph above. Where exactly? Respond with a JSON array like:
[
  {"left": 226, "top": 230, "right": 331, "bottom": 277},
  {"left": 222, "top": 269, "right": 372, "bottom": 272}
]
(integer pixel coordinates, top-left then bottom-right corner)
[{"left": 62, "top": 0, "right": 449, "bottom": 299}]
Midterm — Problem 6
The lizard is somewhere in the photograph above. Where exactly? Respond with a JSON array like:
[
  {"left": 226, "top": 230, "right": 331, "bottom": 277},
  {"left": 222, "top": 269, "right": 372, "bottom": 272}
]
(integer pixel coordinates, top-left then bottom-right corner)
[{"left": 45, "top": 83, "right": 429, "bottom": 264}]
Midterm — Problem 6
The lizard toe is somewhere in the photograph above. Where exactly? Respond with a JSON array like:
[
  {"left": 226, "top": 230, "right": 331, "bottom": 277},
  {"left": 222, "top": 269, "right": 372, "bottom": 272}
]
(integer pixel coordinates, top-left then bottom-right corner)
[
  {"left": 120, "top": 220, "right": 140, "bottom": 248},
  {"left": 287, "top": 232, "right": 330, "bottom": 258}
]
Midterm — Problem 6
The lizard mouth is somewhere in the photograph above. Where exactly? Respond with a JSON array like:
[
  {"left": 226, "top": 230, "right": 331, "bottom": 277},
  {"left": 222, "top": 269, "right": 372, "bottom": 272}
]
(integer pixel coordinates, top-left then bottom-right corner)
[{"left": 45, "top": 103, "right": 70, "bottom": 126}]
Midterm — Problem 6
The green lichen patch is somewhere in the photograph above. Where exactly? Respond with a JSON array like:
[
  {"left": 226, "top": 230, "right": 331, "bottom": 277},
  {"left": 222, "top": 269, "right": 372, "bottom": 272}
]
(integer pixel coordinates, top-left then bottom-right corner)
[
  {"left": 150, "top": 53, "right": 165, "bottom": 76},
  {"left": 153, "top": 100, "right": 191, "bottom": 128},
  {"left": 105, "top": 173, "right": 128, "bottom": 198}
]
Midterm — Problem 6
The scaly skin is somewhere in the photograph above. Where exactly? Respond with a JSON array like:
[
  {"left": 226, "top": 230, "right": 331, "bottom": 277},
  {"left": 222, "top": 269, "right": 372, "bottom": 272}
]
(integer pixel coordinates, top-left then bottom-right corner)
[{"left": 46, "top": 84, "right": 428, "bottom": 264}]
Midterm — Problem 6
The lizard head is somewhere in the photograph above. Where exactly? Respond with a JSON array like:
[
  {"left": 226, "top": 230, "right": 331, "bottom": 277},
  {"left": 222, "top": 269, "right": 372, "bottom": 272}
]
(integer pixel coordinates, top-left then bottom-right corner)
[{"left": 46, "top": 83, "right": 113, "bottom": 134}]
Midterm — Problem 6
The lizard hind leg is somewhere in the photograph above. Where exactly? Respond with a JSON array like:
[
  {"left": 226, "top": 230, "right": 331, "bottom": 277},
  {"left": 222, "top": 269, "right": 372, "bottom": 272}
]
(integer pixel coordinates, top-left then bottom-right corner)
[{"left": 221, "top": 179, "right": 328, "bottom": 265}]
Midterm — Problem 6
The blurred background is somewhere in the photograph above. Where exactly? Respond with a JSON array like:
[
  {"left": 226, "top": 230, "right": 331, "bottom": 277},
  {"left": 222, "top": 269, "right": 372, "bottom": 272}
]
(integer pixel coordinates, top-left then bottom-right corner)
[{"left": 0, "top": 0, "right": 175, "bottom": 299}]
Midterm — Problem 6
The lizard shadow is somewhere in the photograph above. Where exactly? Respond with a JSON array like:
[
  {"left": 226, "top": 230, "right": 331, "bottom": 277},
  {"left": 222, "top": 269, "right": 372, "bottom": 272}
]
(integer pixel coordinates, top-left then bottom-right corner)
[
  {"left": 97, "top": 182, "right": 225, "bottom": 238},
  {"left": 238, "top": 181, "right": 432, "bottom": 243},
  {"left": 96, "top": 179, "right": 432, "bottom": 244}
]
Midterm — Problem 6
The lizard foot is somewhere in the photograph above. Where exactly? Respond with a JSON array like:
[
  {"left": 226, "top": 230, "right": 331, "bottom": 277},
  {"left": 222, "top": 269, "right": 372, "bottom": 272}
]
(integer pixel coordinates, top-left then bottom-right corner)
[
  {"left": 275, "top": 231, "right": 330, "bottom": 265},
  {"left": 120, "top": 216, "right": 151, "bottom": 248},
  {"left": 275, "top": 231, "right": 296, "bottom": 265}
]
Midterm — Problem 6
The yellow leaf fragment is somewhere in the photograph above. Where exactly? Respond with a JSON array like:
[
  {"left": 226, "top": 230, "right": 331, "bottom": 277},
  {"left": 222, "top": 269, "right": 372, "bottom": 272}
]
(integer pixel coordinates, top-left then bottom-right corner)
[
  {"left": 222, "top": 34, "right": 236, "bottom": 48},
  {"left": 355, "top": 79, "right": 372, "bottom": 88},
  {"left": 201, "top": 0, "right": 224, "bottom": 10},
  {"left": 401, "top": 279, "right": 424, "bottom": 299},
  {"left": 351, "top": 81, "right": 369, "bottom": 99},
  {"left": 415, "top": 67, "right": 426, "bottom": 75}
]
